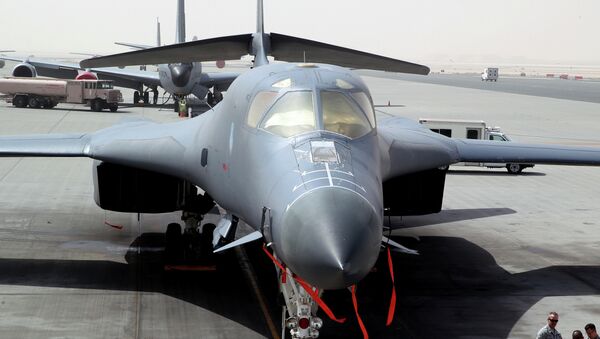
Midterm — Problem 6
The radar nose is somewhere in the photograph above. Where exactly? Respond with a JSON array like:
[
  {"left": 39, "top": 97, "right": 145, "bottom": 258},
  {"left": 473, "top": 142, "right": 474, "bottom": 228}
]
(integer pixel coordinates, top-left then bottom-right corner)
[{"left": 279, "top": 187, "right": 381, "bottom": 290}]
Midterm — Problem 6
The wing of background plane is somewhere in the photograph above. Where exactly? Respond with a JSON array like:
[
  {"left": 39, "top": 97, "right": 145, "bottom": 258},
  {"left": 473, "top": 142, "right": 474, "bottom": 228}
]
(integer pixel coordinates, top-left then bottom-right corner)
[
  {"left": 0, "top": 117, "right": 203, "bottom": 181},
  {"left": 378, "top": 117, "right": 600, "bottom": 181},
  {"left": 80, "top": 33, "right": 430, "bottom": 75},
  {"left": 269, "top": 33, "right": 430, "bottom": 74},
  {"left": 81, "top": 34, "right": 254, "bottom": 68},
  {"left": 0, "top": 56, "right": 161, "bottom": 88}
]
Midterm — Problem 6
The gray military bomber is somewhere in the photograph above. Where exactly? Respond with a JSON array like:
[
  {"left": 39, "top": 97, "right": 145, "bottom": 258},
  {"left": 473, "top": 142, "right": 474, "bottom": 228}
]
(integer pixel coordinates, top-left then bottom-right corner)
[{"left": 3, "top": 1, "right": 600, "bottom": 338}]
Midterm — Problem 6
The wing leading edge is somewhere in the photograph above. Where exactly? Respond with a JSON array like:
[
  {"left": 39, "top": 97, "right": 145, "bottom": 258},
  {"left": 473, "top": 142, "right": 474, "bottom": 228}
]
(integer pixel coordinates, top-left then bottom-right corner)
[
  {"left": 454, "top": 139, "right": 600, "bottom": 166},
  {"left": 0, "top": 118, "right": 204, "bottom": 182}
]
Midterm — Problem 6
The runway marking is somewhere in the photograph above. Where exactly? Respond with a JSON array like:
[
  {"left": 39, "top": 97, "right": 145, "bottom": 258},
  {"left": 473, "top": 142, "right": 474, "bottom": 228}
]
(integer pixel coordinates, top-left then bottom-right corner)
[{"left": 236, "top": 246, "right": 280, "bottom": 339}]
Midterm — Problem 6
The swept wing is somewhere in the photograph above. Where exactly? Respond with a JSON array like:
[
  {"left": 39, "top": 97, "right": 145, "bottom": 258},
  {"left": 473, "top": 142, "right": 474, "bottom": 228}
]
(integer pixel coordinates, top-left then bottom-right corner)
[{"left": 378, "top": 117, "right": 600, "bottom": 180}]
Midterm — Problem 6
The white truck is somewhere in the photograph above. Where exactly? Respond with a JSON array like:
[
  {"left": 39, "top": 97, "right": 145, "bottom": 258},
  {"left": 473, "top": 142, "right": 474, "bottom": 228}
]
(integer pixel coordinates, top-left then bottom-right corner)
[
  {"left": 0, "top": 77, "right": 122, "bottom": 112},
  {"left": 419, "top": 118, "right": 534, "bottom": 174},
  {"left": 481, "top": 67, "right": 499, "bottom": 82}
]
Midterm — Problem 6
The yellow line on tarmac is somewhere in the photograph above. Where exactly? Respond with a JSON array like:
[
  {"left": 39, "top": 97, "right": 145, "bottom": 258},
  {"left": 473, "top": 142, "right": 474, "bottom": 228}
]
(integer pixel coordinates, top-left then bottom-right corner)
[{"left": 236, "top": 246, "right": 281, "bottom": 339}]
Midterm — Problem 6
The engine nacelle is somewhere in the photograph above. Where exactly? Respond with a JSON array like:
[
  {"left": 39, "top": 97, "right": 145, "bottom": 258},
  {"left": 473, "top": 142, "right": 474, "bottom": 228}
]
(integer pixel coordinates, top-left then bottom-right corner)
[
  {"left": 383, "top": 168, "right": 447, "bottom": 216},
  {"left": 93, "top": 161, "right": 196, "bottom": 213},
  {"left": 12, "top": 63, "right": 37, "bottom": 77}
]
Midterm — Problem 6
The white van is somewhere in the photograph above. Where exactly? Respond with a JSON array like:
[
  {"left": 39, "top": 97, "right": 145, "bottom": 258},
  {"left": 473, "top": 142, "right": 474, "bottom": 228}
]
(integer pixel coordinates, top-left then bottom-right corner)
[
  {"left": 419, "top": 118, "right": 534, "bottom": 174},
  {"left": 482, "top": 68, "right": 499, "bottom": 81}
]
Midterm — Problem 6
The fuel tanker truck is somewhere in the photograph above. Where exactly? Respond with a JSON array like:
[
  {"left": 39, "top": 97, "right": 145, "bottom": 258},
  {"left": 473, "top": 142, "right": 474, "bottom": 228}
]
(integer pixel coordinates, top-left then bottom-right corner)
[{"left": 0, "top": 77, "right": 122, "bottom": 112}]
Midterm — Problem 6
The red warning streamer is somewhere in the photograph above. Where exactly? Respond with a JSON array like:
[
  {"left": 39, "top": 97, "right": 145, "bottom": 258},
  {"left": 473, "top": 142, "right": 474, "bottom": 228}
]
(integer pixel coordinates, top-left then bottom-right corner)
[
  {"left": 351, "top": 285, "right": 369, "bottom": 339},
  {"left": 261, "top": 244, "right": 346, "bottom": 323},
  {"left": 386, "top": 247, "right": 397, "bottom": 326}
]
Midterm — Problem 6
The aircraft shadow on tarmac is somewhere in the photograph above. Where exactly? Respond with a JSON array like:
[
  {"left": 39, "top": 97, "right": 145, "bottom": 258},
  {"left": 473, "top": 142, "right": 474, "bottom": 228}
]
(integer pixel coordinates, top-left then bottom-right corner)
[
  {"left": 1, "top": 231, "right": 599, "bottom": 338},
  {"left": 448, "top": 169, "right": 547, "bottom": 177}
]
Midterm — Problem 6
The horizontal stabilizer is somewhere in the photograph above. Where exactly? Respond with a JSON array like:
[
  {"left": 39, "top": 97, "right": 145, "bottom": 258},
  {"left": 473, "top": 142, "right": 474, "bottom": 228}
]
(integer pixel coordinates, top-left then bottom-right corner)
[
  {"left": 269, "top": 33, "right": 430, "bottom": 75},
  {"left": 81, "top": 34, "right": 253, "bottom": 68},
  {"left": 382, "top": 236, "right": 419, "bottom": 255},
  {"left": 115, "top": 42, "right": 155, "bottom": 50},
  {"left": 213, "top": 231, "right": 263, "bottom": 253},
  {"left": 455, "top": 139, "right": 600, "bottom": 165}
]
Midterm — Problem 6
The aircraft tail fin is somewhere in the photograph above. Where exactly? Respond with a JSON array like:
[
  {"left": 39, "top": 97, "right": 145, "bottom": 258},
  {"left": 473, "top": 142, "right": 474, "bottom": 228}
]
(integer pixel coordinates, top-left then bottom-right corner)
[
  {"left": 257, "top": 0, "right": 264, "bottom": 34},
  {"left": 176, "top": 0, "right": 186, "bottom": 43},
  {"left": 157, "top": 17, "right": 162, "bottom": 47}
]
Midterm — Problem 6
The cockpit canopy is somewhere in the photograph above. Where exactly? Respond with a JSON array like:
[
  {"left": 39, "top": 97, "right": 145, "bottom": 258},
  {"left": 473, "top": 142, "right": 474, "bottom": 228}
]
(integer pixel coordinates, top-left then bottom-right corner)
[{"left": 246, "top": 83, "right": 376, "bottom": 139}]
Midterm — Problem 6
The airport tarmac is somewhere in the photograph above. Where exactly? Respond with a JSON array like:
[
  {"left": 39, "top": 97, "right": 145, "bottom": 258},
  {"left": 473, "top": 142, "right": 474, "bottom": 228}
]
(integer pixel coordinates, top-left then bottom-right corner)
[{"left": 1, "top": 73, "right": 600, "bottom": 338}]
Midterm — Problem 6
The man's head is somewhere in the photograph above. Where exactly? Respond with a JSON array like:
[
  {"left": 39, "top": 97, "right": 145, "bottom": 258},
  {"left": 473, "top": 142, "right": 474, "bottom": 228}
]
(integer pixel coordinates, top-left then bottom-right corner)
[
  {"left": 585, "top": 323, "right": 597, "bottom": 338},
  {"left": 573, "top": 330, "right": 585, "bottom": 339},
  {"left": 547, "top": 312, "right": 559, "bottom": 329}
]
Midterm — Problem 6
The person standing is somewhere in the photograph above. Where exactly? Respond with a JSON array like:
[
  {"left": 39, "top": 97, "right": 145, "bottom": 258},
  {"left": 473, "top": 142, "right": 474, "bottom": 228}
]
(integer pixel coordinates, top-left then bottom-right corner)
[
  {"left": 585, "top": 323, "right": 600, "bottom": 339},
  {"left": 537, "top": 312, "right": 563, "bottom": 339}
]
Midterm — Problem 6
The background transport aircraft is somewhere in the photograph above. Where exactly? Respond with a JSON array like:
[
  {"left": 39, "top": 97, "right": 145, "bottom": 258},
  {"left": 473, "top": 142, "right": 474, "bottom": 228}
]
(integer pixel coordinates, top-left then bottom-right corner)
[
  {"left": 0, "top": 51, "right": 15, "bottom": 69},
  {"left": 0, "top": 0, "right": 239, "bottom": 106},
  {"left": 3, "top": 1, "right": 600, "bottom": 338}
]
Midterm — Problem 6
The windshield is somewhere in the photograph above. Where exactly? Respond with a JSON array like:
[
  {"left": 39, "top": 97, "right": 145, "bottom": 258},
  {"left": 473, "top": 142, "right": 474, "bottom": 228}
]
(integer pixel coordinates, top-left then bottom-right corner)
[
  {"left": 260, "top": 91, "right": 316, "bottom": 137},
  {"left": 321, "top": 91, "right": 372, "bottom": 139}
]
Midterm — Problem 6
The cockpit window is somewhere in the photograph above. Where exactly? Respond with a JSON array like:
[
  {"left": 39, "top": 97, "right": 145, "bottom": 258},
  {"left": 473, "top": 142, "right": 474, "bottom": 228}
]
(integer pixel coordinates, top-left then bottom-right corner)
[
  {"left": 247, "top": 91, "right": 278, "bottom": 127},
  {"left": 260, "top": 91, "right": 316, "bottom": 137},
  {"left": 321, "top": 91, "right": 372, "bottom": 139},
  {"left": 351, "top": 92, "right": 376, "bottom": 127}
]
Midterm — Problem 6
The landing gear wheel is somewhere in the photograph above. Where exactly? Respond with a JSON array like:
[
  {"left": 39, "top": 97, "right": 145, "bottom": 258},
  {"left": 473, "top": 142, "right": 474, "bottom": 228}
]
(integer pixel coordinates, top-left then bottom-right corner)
[
  {"left": 173, "top": 99, "right": 179, "bottom": 112},
  {"left": 165, "top": 223, "right": 182, "bottom": 262},
  {"left": 143, "top": 91, "right": 150, "bottom": 104},
  {"left": 28, "top": 97, "right": 40, "bottom": 109},
  {"left": 206, "top": 92, "right": 214, "bottom": 106},
  {"left": 200, "top": 223, "right": 216, "bottom": 258},
  {"left": 506, "top": 163, "right": 523, "bottom": 174},
  {"left": 133, "top": 91, "right": 140, "bottom": 104},
  {"left": 213, "top": 91, "right": 223, "bottom": 104}
]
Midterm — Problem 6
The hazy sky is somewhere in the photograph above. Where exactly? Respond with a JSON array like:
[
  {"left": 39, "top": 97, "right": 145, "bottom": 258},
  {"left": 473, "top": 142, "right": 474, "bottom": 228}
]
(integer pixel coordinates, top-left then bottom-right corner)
[{"left": 2, "top": 0, "right": 599, "bottom": 65}]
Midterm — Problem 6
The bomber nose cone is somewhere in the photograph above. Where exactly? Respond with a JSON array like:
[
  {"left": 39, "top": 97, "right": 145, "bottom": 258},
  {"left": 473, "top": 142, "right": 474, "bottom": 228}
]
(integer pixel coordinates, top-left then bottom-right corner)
[{"left": 279, "top": 187, "right": 381, "bottom": 289}]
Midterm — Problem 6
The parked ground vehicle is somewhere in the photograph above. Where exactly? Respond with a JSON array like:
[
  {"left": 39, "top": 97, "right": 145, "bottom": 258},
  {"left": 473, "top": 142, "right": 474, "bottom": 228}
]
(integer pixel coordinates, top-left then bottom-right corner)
[
  {"left": 0, "top": 77, "right": 122, "bottom": 112},
  {"left": 481, "top": 67, "right": 499, "bottom": 81},
  {"left": 419, "top": 118, "right": 534, "bottom": 174}
]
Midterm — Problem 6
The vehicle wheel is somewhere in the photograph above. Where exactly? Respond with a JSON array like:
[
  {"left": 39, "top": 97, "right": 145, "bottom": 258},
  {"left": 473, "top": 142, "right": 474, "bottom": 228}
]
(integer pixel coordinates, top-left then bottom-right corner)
[
  {"left": 133, "top": 91, "right": 140, "bottom": 104},
  {"left": 91, "top": 99, "right": 103, "bottom": 112},
  {"left": 28, "top": 97, "right": 40, "bottom": 108},
  {"left": 506, "top": 163, "right": 523, "bottom": 174},
  {"left": 109, "top": 103, "right": 118, "bottom": 112},
  {"left": 207, "top": 92, "right": 214, "bottom": 105},
  {"left": 173, "top": 99, "right": 179, "bottom": 112},
  {"left": 14, "top": 95, "right": 27, "bottom": 108},
  {"left": 143, "top": 91, "right": 150, "bottom": 104}
]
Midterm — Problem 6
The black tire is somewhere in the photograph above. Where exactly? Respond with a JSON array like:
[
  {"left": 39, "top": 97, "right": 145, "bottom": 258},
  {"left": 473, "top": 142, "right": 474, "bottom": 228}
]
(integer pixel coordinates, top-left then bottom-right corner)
[
  {"left": 207, "top": 92, "right": 214, "bottom": 105},
  {"left": 91, "top": 99, "right": 103, "bottom": 112},
  {"left": 28, "top": 97, "right": 40, "bottom": 109},
  {"left": 14, "top": 95, "right": 27, "bottom": 108},
  {"left": 143, "top": 91, "right": 150, "bottom": 104},
  {"left": 506, "top": 163, "right": 523, "bottom": 174},
  {"left": 200, "top": 223, "right": 216, "bottom": 257},
  {"left": 173, "top": 99, "right": 179, "bottom": 112},
  {"left": 133, "top": 91, "right": 140, "bottom": 104},
  {"left": 109, "top": 103, "right": 118, "bottom": 112}
]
